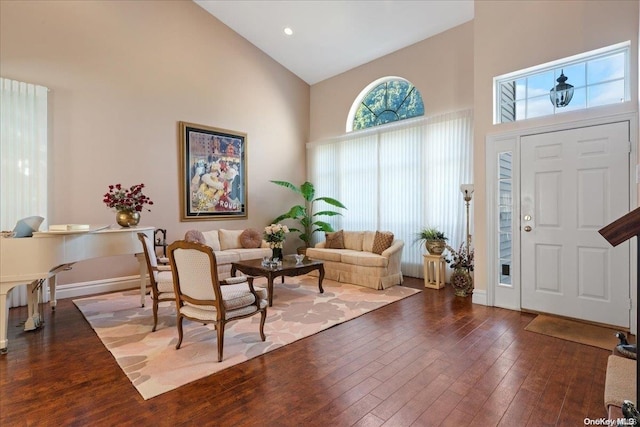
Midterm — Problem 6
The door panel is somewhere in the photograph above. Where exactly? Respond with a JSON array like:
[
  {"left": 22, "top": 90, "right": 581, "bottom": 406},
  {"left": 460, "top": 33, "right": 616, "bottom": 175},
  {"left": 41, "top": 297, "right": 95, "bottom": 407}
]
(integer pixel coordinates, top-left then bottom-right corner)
[
  {"left": 521, "top": 122, "right": 630, "bottom": 327},
  {"left": 536, "top": 172, "right": 561, "bottom": 226},
  {"left": 534, "top": 244, "right": 561, "bottom": 293}
]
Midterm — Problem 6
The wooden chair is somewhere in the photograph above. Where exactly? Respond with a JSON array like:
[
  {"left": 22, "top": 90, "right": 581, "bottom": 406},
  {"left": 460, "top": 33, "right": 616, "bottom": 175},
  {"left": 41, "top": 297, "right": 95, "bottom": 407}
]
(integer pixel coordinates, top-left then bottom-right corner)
[
  {"left": 137, "top": 232, "right": 175, "bottom": 332},
  {"left": 167, "top": 240, "right": 267, "bottom": 362}
]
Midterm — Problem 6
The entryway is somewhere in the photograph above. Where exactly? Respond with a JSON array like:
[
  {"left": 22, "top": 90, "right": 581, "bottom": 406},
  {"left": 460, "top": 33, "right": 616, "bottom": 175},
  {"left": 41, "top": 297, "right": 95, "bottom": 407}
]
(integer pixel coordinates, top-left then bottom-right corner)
[{"left": 487, "top": 115, "right": 636, "bottom": 330}]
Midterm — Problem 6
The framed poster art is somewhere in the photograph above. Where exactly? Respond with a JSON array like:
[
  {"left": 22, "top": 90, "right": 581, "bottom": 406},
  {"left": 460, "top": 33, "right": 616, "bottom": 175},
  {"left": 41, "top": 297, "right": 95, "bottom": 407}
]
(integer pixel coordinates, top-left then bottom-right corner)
[{"left": 178, "top": 121, "right": 247, "bottom": 221}]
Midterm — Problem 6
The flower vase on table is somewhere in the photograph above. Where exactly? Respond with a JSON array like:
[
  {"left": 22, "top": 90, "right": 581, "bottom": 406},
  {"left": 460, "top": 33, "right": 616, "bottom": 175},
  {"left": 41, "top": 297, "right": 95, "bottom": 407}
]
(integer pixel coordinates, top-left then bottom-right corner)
[
  {"left": 264, "top": 223, "right": 289, "bottom": 261},
  {"left": 103, "top": 183, "right": 153, "bottom": 228},
  {"left": 271, "top": 247, "right": 283, "bottom": 261},
  {"left": 116, "top": 210, "right": 140, "bottom": 228}
]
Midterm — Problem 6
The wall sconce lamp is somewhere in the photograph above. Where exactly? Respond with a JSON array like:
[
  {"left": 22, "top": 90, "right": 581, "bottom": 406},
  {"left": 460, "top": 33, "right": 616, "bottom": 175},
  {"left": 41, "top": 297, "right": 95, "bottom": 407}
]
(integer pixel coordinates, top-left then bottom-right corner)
[
  {"left": 460, "top": 184, "right": 474, "bottom": 251},
  {"left": 549, "top": 70, "right": 574, "bottom": 108}
]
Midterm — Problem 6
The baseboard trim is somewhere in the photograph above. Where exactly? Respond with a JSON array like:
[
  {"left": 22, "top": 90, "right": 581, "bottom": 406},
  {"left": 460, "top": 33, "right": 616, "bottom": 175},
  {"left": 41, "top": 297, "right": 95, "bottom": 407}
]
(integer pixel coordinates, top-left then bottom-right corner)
[
  {"left": 55, "top": 275, "right": 144, "bottom": 300},
  {"left": 472, "top": 289, "right": 487, "bottom": 306}
]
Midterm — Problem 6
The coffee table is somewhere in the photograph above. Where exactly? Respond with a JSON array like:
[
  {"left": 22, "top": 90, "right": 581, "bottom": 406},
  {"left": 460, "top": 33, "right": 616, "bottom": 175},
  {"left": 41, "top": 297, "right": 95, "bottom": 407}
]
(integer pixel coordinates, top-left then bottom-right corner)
[{"left": 230, "top": 256, "right": 324, "bottom": 306}]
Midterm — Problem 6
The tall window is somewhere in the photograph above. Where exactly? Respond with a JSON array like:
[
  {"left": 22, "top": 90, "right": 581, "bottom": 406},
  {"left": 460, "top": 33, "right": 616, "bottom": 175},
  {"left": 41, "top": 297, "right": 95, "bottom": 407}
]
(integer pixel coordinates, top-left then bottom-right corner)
[
  {"left": 310, "top": 109, "right": 473, "bottom": 278},
  {"left": 498, "top": 152, "right": 512, "bottom": 286},
  {"left": 348, "top": 77, "right": 424, "bottom": 131},
  {"left": 494, "top": 41, "right": 630, "bottom": 124},
  {"left": 0, "top": 77, "right": 48, "bottom": 306}
]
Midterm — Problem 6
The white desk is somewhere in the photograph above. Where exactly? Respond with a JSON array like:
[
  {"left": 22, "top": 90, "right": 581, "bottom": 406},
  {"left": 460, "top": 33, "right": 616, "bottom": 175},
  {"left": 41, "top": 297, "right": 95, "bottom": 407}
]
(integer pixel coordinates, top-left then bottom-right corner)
[{"left": 0, "top": 225, "right": 154, "bottom": 353}]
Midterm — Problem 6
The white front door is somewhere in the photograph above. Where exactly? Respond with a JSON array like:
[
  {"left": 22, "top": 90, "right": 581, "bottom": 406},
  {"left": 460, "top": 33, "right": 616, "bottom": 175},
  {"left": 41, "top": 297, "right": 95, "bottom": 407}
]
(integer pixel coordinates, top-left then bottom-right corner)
[{"left": 520, "top": 122, "right": 630, "bottom": 327}]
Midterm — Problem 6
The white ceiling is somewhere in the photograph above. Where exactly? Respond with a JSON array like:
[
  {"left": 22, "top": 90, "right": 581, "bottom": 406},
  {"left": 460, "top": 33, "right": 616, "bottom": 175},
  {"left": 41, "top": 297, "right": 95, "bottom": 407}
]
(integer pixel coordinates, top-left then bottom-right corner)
[{"left": 194, "top": 1, "right": 474, "bottom": 85}]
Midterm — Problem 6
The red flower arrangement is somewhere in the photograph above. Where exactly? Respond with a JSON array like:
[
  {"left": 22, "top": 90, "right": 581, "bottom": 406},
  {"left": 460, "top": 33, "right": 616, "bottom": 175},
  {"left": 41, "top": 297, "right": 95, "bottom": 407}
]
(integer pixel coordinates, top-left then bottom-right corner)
[{"left": 103, "top": 183, "right": 153, "bottom": 212}]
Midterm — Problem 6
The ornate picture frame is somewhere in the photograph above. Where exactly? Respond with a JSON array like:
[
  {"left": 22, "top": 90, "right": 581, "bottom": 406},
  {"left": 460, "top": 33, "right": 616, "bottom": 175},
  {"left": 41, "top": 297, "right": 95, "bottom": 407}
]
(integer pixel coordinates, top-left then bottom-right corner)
[{"left": 178, "top": 121, "right": 247, "bottom": 221}]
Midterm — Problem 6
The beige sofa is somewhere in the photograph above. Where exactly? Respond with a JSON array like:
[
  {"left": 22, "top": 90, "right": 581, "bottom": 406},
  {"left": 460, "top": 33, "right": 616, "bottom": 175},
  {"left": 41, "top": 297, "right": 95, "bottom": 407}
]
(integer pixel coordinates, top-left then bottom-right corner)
[
  {"left": 189, "top": 229, "right": 272, "bottom": 279},
  {"left": 305, "top": 230, "right": 404, "bottom": 290}
]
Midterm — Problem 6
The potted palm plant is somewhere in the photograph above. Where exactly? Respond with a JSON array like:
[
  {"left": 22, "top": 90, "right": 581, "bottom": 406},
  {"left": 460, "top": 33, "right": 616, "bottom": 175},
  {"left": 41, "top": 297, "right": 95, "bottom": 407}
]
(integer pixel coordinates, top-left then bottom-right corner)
[
  {"left": 270, "top": 180, "right": 346, "bottom": 254},
  {"left": 415, "top": 227, "right": 447, "bottom": 255}
]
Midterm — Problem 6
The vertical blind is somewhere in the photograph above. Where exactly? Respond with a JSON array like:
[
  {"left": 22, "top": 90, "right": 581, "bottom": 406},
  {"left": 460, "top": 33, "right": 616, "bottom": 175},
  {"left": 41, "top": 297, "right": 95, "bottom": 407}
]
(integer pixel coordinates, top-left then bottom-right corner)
[
  {"left": 0, "top": 77, "right": 49, "bottom": 306},
  {"left": 307, "top": 109, "right": 473, "bottom": 278}
]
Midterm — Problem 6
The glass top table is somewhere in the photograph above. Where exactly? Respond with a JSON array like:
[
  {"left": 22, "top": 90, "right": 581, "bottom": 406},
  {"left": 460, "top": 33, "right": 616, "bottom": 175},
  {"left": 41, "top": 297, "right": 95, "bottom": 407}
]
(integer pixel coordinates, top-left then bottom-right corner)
[{"left": 230, "top": 256, "right": 324, "bottom": 306}]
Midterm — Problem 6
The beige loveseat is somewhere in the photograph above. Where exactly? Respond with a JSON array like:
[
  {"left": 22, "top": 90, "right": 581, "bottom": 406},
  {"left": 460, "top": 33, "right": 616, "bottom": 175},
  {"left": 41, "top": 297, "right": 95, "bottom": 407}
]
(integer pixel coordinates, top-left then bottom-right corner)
[
  {"left": 187, "top": 229, "right": 272, "bottom": 279},
  {"left": 305, "top": 230, "right": 404, "bottom": 290}
]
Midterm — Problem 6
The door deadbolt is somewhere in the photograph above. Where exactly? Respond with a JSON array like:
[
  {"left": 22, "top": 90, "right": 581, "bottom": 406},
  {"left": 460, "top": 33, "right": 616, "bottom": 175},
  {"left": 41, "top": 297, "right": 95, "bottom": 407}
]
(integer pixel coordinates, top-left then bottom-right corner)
[{"left": 524, "top": 215, "right": 532, "bottom": 221}]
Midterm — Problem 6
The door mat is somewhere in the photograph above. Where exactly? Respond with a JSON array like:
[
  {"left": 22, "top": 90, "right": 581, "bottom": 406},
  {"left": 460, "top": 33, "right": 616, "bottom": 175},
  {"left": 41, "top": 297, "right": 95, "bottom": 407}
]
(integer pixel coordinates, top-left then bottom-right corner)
[{"left": 525, "top": 314, "right": 633, "bottom": 351}]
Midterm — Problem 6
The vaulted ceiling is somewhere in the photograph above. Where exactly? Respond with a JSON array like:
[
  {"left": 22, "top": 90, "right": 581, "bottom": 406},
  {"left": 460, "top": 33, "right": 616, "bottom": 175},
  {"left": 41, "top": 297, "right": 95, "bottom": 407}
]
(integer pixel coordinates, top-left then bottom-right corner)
[{"left": 194, "top": 1, "right": 474, "bottom": 85}]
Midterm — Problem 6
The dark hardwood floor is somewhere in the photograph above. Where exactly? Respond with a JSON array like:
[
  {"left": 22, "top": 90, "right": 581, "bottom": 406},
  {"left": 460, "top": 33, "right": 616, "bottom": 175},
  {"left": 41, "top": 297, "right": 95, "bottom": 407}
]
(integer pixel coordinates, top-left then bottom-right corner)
[{"left": 0, "top": 277, "right": 610, "bottom": 426}]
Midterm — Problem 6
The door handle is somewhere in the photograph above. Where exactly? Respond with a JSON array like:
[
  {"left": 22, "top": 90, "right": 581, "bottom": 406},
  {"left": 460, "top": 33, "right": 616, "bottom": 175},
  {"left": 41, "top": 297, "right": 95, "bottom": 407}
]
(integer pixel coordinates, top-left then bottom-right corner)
[{"left": 524, "top": 225, "right": 532, "bottom": 232}]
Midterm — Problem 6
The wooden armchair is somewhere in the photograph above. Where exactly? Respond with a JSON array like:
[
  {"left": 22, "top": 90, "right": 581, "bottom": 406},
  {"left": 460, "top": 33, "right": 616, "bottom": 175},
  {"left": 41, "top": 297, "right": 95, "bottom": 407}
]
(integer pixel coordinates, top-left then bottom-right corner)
[
  {"left": 137, "top": 232, "right": 175, "bottom": 332},
  {"left": 167, "top": 240, "right": 267, "bottom": 362}
]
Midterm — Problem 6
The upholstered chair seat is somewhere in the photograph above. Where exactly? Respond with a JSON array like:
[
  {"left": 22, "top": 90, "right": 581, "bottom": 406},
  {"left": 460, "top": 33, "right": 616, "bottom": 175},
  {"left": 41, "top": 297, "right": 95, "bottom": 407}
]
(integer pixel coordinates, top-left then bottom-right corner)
[
  {"left": 156, "top": 270, "right": 175, "bottom": 295},
  {"left": 182, "top": 283, "right": 268, "bottom": 320}
]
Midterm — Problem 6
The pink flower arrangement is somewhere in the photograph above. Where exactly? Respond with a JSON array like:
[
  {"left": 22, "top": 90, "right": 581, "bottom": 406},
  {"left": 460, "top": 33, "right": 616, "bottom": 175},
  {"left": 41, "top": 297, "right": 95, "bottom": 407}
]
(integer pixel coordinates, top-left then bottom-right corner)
[
  {"left": 263, "top": 223, "right": 289, "bottom": 249},
  {"left": 103, "top": 183, "right": 153, "bottom": 212}
]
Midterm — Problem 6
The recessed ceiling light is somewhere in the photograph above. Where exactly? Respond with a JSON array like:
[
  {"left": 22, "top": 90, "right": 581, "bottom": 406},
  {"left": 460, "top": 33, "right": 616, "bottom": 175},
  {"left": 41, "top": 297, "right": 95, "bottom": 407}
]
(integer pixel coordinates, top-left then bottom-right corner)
[{"left": 283, "top": 27, "right": 293, "bottom": 36}]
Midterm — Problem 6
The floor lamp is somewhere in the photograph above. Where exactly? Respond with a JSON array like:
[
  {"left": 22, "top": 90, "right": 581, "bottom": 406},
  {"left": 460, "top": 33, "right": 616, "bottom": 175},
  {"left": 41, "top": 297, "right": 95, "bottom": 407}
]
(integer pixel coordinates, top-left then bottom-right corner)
[{"left": 460, "top": 184, "right": 474, "bottom": 251}]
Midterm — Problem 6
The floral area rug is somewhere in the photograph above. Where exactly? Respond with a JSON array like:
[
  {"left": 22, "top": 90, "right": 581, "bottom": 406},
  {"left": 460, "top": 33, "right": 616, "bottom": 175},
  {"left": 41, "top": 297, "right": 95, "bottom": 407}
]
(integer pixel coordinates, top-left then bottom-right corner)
[{"left": 73, "top": 275, "right": 420, "bottom": 400}]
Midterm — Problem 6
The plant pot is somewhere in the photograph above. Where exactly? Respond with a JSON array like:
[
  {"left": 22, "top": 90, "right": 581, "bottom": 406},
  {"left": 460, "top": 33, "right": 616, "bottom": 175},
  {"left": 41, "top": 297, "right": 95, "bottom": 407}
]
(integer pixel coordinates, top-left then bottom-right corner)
[
  {"left": 297, "top": 246, "right": 307, "bottom": 256},
  {"left": 116, "top": 211, "right": 140, "bottom": 228},
  {"left": 451, "top": 268, "right": 473, "bottom": 297},
  {"left": 425, "top": 240, "right": 446, "bottom": 255}
]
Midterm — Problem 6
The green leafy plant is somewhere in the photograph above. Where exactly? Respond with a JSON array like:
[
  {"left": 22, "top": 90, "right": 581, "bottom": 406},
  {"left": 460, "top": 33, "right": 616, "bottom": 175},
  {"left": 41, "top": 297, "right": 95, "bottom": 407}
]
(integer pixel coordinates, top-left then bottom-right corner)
[
  {"left": 270, "top": 180, "right": 347, "bottom": 248},
  {"left": 415, "top": 227, "right": 448, "bottom": 255},
  {"left": 415, "top": 227, "right": 447, "bottom": 246}
]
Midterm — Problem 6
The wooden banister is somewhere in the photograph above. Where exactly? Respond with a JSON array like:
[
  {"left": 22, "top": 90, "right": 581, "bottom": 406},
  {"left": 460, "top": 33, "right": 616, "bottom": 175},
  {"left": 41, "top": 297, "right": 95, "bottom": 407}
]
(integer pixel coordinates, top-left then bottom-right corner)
[{"left": 599, "top": 206, "right": 640, "bottom": 247}]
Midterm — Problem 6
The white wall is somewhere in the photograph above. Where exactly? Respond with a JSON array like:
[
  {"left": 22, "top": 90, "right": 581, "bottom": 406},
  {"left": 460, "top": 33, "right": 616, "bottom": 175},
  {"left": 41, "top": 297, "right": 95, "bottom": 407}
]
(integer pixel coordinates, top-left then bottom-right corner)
[
  {"left": 310, "top": 21, "right": 474, "bottom": 142},
  {"left": 0, "top": 0, "right": 310, "bottom": 284},
  {"left": 309, "top": 0, "right": 639, "bottom": 293},
  {"left": 473, "top": 0, "right": 639, "bottom": 291},
  {"left": 2, "top": 0, "right": 638, "bottom": 290}
]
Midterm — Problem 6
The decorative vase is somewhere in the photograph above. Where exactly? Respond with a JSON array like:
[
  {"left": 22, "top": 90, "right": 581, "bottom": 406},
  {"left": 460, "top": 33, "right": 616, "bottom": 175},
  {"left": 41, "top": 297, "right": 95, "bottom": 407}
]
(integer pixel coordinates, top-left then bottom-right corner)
[
  {"left": 271, "top": 247, "right": 283, "bottom": 260},
  {"left": 425, "top": 240, "right": 446, "bottom": 255},
  {"left": 116, "top": 210, "right": 140, "bottom": 228},
  {"left": 451, "top": 268, "right": 473, "bottom": 297}
]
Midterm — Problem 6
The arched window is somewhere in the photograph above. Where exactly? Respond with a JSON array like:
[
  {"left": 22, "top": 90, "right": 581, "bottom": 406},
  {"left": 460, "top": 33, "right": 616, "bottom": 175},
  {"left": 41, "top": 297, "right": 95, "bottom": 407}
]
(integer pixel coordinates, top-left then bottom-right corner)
[{"left": 348, "top": 77, "right": 424, "bottom": 132}]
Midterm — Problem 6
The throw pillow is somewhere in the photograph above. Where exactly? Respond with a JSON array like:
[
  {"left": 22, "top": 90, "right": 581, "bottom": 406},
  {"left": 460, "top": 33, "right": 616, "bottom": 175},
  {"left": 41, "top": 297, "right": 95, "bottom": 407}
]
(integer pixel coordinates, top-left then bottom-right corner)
[
  {"left": 184, "top": 229, "right": 206, "bottom": 245},
  {"left": 201, "top": 230, "right": 221, "bottom": 251},
  {"left": 219, "top": 229, "right": 244, "bottom": 250},
  {"left": 239, "top": 228, "right": 262, "bottom": 248},
  {"left": 372, "top": 231, "right": 394, "bottom": 254},
  {"left": 325, "top": 230, "right": 345, "bottom": 249}
]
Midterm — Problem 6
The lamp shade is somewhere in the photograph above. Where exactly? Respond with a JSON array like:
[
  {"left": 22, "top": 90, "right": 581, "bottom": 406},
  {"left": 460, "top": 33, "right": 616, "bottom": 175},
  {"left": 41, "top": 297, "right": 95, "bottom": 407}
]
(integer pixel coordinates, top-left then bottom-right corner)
[
  {"left": 460, "top": 184, "right": 474, "bottom": 199},
  {"left": 549, "top": 71, "right": 574, "bottom": 108}
]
